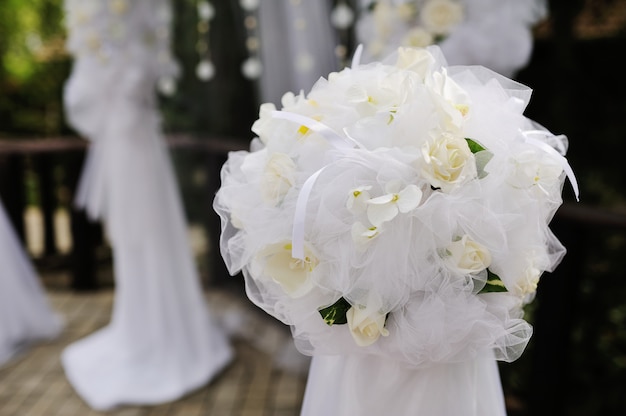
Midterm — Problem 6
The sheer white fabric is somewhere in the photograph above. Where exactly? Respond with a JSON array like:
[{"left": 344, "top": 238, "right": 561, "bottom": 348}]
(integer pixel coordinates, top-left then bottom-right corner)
[
  {"left": 61, "top": 0, "right": 232, "bottom": 410},
  {"left": 0, "top": 199, "right": 64, "bottom": 367},
  {"left": 301, "top": 352, "right": 507, "bottom": 416},
  {"left": 257, "top": 0, "right": 340, "bottom": 106}
]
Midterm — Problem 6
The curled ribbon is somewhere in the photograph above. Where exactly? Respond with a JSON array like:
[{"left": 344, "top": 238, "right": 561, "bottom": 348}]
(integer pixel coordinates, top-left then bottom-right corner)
[
  {"left": 270, "top": 111, "right": 355, "bottom": 259},
  {"left": 521, "top": 129, "right": 580, "bottom": 202}
]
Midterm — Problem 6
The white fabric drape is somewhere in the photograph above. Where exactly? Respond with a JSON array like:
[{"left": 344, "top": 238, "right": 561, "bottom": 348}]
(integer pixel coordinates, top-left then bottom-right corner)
[
  {"left": 0, "top": 199, "right": 64, "bottom": 368},
  {"left": 301, "top": 352, "right": 507, "bottom": 416},
  {"left": 257, "top": 0, "right": 340, "bottom": 106},
  {"left": 61, "top": 0, "right": 232, "bottom": 410}
]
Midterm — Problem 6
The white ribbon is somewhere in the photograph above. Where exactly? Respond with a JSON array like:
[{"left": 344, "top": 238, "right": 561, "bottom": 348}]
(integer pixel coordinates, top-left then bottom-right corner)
[
  {"left": 521, "top": 130, "right": 580, "bottom": 202},
  {"left": 291, "top": 168, "right": 326, "bottom": 259},
  {"left": 270, "top": 111, "right": 356, "bottom": 259},
  {"left": 351, "top": 44, "right": 363, "bottom": 69}
]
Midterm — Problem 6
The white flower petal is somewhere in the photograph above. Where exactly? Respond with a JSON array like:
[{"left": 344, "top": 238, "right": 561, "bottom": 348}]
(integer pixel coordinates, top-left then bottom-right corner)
[
  {"left": 347, "top": 186, "right": 372, "bottom": 214},
  {"left": 262, "top": 242, "right": 318, "bottom": 298},
  {"left": 351, "top": 222, "right": 380, "bottom": 245},
  {"left": 367, "top": 202, "right": 398, "bottom": 227},
  {"left": 397, "top": 185, "right": 423, "bottom": 213},
  {"left": 367, "top": 193, "right": 396, "bottom": 205}
]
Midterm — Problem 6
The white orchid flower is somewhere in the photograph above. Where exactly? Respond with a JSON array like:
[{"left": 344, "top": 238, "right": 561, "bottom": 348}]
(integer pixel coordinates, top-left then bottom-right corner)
[
  {"left": 366, "top": 182, "right": 423, "bottom": 227},
  {"left": 426, "top": 68, "right": 471, "bottom": 129},
  {"left": 346, "top": 185, "right": 372, "bottom": 214},
  {"left": 260, "top": 153, "right": 296, "bottom": 206},
  {"left": 507, "top": 150, "right": 564, "bottom": 196},
  {"left": 351, "top": 221, "right": 381, "bottom": 246},
  {"left": 260, "top": 241, "right": 319, "bottom": 298}
]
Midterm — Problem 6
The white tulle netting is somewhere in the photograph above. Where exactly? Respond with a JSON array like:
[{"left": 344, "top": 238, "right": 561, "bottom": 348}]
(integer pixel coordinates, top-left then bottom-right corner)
[
  {"left": 355, "top": 0, "right": 548, "bottom": 78},
  {"left": 214, "top": 46, "right": 574, "bottom": 368}
]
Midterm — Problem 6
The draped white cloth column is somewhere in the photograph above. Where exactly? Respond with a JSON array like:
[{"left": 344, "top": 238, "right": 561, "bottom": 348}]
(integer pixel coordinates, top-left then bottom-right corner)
[
  {"left": 0, "top": 199, "right": 64, "bottom": 368},
  {"left": 301, "top": 353, "right": 507, "bottom": 416},
  {"left": 61, "top": 0, "right": 232, "bottom": 410},
  {"left": 257, "top": 0, "right": 340, "bottom": 106}
]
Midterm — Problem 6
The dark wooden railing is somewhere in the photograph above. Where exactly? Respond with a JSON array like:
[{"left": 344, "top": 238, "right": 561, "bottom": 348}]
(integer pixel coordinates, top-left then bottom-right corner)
[{"left": 0, "top": 135, "right": 249, "bottom": 290}]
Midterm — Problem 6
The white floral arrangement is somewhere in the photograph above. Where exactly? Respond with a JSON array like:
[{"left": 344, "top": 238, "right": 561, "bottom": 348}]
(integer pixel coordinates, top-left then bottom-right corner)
[
  {"left": 63, "top": 0, "right": 179, "bottom": 97},
  {"left": 214, "top": 46, "right": 577, "bottom": 367},
  {"left": 356, "top": 0, "right": 548, "bottom": 77}
]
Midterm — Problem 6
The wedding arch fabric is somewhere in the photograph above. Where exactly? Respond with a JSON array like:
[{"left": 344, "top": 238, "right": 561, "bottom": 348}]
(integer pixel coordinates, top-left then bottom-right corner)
[
  {"left": 61, "top": 0, "right": 232, "bottom": 410},
  {"left": 258, "top": 0, "right": 340, "bottom": 106},
  {"left": 355, "top": 0, "right": 548, "bottom": 78},
  {"left": 0, "top": 198, "right": 64, "bottom": 368}
]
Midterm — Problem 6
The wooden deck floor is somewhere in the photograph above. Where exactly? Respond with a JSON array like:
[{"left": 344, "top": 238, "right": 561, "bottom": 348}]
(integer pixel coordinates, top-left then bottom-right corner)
[{"left": 0, "top": 284, "right": 310, "bottom": 416}]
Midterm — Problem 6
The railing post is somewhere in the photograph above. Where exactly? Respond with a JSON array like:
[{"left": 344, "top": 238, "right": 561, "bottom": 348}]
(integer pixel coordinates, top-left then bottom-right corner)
[
  {"left": 0, "top": 154, "right": 26, "bottom": 243},
  {"left": 67, "top": 151, "right": 99, "bottom": 291},
  {"left": 33, "top": 153, "right": 58, "bottom": 257}
]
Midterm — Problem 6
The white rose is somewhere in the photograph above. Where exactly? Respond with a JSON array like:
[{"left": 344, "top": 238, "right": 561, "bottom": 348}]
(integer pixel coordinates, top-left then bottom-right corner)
[
  {"left": 420, "top": 0, "right": 464, "bottom": 36},
  {"left": 251, "top": 102, "right": 277, "bottom": 144},
  {"left": 516, "top": 265, "right": 541, "bottom": 301},
  {"left": 395, "top": 46, "right": 436, "bottom": 80},
  {"left": 261, "top": 241, "right": 318, "bottom": 298},
  {"left": 346, "top": 305, "right": 389, "bottom": 347},
  {"left": 396, "top": 4, "right": 416, "bottom": 21},
  {"left": 260, "top": 153, "right": 296, "bottom": 205},
  {"left": 372, "top": 2, "right": 394, "bottom": 37},
  {"left": 402, "top": 27, "right": 435, "bottom": 48},
  {"left": 421, "top": 133, "right": 476, "bottom": 192},
  {"left": 444, "top": 234, "right": 492, "bottom": 275}
]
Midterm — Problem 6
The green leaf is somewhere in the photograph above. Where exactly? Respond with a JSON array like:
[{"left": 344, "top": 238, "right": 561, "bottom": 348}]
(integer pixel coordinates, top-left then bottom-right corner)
[
  {"left": 319, "top": 297, "right": 352, "bottom": 326},
  {"left": 475, "top": 150, "right": 494, "bottom": 179},
  {"left": 465, "top": 138, "right": 492, "bottom": 178},
  {"left": 465, "top": 138, "right": 487, "bottom": 154},
  {"left": 479, "top": 269, "right": 508, "bottom": 294}
]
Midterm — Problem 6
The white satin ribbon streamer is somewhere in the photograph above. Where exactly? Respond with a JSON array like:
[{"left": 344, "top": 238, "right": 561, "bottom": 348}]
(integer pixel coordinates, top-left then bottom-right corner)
[
  {"left": 351, "top": 44, "right": 363, "bottom": 69},
  {"left": 291, "top": 168, "right": 326, "bottom": 259},
  {"left": 521, "top": 130, "right": 580, "bottom": 202}
]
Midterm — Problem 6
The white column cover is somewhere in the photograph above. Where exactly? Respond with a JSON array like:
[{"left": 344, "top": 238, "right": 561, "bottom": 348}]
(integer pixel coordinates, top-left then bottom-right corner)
[
  {"left": 301, "top": 353, "right": 507, "bottom": 416},
  {"left": 61, "top": 0, "right": 232, "bottom": 410},
  {"left": 0, "top": 199, "right": 64, "bottom": 368}
]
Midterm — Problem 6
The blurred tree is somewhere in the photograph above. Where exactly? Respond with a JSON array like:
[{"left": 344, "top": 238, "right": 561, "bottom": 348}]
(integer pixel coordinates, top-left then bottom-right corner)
[{"left": 0, "top": 0, "right": 71, "bottom": 137}]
